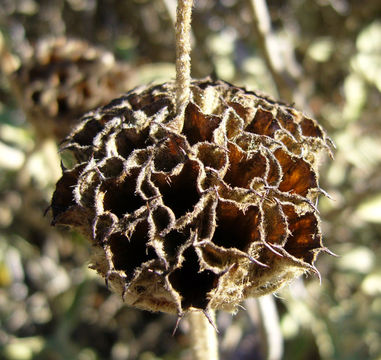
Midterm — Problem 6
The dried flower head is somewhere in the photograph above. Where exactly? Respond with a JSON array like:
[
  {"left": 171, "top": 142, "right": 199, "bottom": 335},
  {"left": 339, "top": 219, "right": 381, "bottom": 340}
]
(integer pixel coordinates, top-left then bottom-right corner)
[
  {"left": 11, "top": 37, "right": 135, "bottom": 140},
  {"left": 51, "top": 78, "right": 332, "bottom": 315}
]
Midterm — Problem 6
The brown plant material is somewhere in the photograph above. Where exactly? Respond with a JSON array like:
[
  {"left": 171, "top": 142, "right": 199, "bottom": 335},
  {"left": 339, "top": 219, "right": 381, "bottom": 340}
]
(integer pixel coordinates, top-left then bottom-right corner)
[
  {"left": 11, "top": 37, "right": 135, "bottom": 141},
  {"left": 51, "top": 78, "right": 332, "bottom": 316}
]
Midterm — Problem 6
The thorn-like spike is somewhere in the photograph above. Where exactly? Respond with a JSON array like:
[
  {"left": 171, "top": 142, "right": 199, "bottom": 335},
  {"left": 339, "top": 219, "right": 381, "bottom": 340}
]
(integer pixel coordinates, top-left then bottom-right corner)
[
  {"left": 196, "top": 239, "right": 209, "bottom": 247},
  {"left": 91, "top": 220, "right": 97, "bottom": 242},
  {"left": 58, "top": 144, "right": 70, "bottom": 153},
  {"left": 58, "top": 137, "right": 69, "bottom": 147},
  {"left": 310, "top": 265, "right": 322, "bottom": 285},
  {"left": 263, "top": 242, "right": 284, "bottom": 257},
  {"left": 304, "top": 198, "right": 320, "bottom": 213},
  {"left": 105, "top": 270, "right": 112, "bottom": 289},
  {"left": 60, "top": 160, "right": 67, "bottom": 171},
  {"left": 43, "top": 205, "right": 51, "bottom": 217},
  {"left": 172, "top": 313, "right": 184, "bottom": 336},
  {"left": 203, "top": 310, "right": 219, "bottom": 333},
  {"left": 122, "top": 280, "right": 131, "bottom": 301},
  {"left": 219, "top": 263, "right": 235, "bottom": 277},
  {"left": 318, "top": 187, "right": 333, "bottom": 200},
  {"left": 247, "top": 255, "right": 269, "bottom": 268},
  {"left": 131, "top": 298, "right": 140, "bottom": 307},
  {"left": 273, "top": 292, "right": 285, "bottom": 300},
  {"left": 248, "top": 188, "right": 264, "bottom": 200},
  {"left": 93, "top": 165, "right": 106, "bottom": 180},
  {"left": 321, "top": 247, "right": 339, "bottom": 257},
  {"left": 213, "top": 185, "right": 221, "bottom": 201}
]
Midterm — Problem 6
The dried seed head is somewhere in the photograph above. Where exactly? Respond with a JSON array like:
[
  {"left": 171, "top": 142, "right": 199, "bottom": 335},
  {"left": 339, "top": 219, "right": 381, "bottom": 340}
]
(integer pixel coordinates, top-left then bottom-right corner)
[
  {"left": 51, "top": 78, "right": 332, "bottom": 315},
  {"left": 11, "top": 37, "right": 135, "bottom": 140}
]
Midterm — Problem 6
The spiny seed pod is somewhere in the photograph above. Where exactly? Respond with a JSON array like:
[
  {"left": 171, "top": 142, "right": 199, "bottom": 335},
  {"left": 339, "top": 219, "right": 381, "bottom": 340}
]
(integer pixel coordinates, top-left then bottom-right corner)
[
  {"left": 51, "top": 78, "right": 333, "bottom": 316},
  {"left": 11, "top": 37, "right": 135, "bottom": 141}
]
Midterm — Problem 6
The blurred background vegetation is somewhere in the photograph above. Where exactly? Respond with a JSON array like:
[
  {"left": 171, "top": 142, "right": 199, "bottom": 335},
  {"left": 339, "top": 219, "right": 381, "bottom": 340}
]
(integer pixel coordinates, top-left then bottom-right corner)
[{"left": 0, "top": 0, "right": 381, "bottom": 359}]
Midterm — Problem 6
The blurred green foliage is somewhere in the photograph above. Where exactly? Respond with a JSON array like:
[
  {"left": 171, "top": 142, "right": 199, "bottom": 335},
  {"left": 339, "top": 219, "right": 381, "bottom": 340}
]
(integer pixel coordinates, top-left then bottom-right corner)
[{"left": 1, "top": 1, "right": 381, "bottom": 359}]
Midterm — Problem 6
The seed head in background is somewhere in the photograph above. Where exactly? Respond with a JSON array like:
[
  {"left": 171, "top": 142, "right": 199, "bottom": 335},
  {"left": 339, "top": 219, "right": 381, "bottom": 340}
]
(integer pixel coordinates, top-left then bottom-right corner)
[
  {"left": 10, "top": 37, "right": 135, "bottom": 141},
  {"left": 50, "top": 78, "right": 333, "bottom": 317}
]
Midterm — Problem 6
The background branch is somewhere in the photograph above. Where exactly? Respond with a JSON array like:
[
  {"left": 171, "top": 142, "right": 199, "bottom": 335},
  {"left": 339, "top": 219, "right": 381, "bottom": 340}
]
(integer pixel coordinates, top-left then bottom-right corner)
[{"left": 249, "top": 0, "right": 296, "bottom": 103}]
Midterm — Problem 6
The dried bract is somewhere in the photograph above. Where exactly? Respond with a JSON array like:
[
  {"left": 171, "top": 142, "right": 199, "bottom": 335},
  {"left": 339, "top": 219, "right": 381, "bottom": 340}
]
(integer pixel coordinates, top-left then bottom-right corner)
[{"left": 51, "top": 78, "right": 332, "bottom": 315}]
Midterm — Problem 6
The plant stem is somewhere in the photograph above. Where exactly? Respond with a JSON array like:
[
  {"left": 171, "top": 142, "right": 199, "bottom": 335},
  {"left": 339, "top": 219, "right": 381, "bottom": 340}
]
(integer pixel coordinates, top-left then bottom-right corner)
[
  {"left": 246, "top": 296, "right": 283, "bottom": 360},
  {"left": 175, "top": 0, "right": 193, "bottom": 119},
  {"left": 174, "top": 3, "right": 218, "bottom": 358},
  {"left": 249, "top": 0, "right": 295, "bottom": 102},
  {"left": 162, "top": 0, "right": 176, "bottom": 25},
  {"left": 188, "top": 311, "right": 219, "bottom": 360}
]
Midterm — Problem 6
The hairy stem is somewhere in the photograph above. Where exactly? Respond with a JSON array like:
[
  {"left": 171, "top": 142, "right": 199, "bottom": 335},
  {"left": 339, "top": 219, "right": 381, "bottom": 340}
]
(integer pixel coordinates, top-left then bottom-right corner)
[
  {"left": 188, "top": 311, "right": 219, "bottom": 360},
  {"left": 175, "top": 0, "right": 193, "bottom": 119}
]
